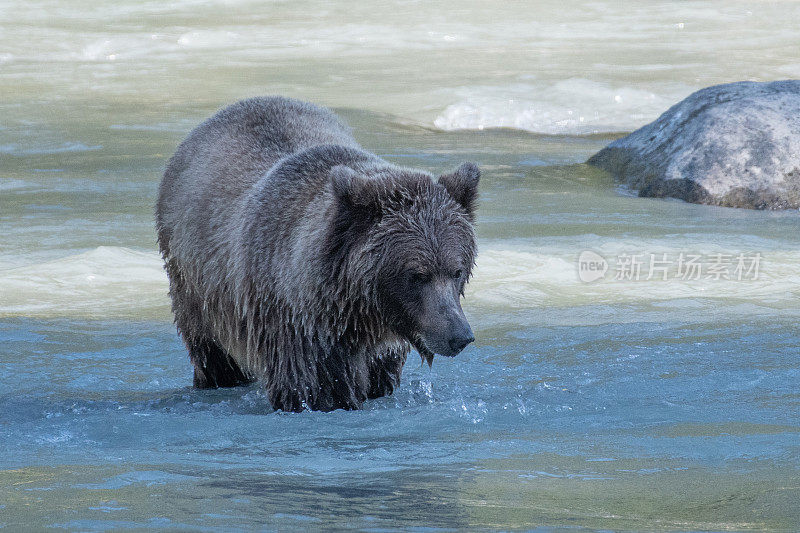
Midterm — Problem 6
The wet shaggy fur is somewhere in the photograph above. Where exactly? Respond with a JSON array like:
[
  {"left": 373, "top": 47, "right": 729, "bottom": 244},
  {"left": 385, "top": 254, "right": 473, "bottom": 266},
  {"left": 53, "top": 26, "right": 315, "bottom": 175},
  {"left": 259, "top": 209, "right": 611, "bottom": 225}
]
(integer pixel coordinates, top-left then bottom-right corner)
[{"left": 156, "top": 96, "right": 479, "bottom": 411}]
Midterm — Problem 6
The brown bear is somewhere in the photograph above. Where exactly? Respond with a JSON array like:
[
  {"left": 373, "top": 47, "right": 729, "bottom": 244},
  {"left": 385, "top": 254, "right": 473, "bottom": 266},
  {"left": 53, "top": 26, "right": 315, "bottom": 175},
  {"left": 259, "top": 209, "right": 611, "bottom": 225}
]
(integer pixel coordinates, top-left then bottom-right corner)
[{"left": 156, "top": 96, "right": 479, "bottom": 412}]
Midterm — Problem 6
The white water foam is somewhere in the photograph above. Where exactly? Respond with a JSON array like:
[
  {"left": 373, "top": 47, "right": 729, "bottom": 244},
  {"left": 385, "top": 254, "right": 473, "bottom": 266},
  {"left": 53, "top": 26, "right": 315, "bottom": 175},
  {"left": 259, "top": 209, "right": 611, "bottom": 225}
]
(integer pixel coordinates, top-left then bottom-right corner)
[
  {"left": 468, "top": 246, "right": 800, "bottom": 312},
  {"left": 433, "top": 80, "right": 693, "bottom": 135},
  {"left": 0, "top": 247, "right": 168, "bottom": 319},
  {"left": 3, "top": 0, "right": 800, "bottom": 136},
  {"left": 3, "top": 245, "right": 799, "bottom": 320}
]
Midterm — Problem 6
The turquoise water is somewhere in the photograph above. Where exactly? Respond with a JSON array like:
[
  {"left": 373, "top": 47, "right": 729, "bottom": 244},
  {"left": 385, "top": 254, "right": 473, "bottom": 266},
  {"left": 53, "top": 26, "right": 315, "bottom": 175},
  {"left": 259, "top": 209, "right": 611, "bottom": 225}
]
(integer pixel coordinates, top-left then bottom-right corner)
[
  {"left": 2, "top": 316, "right": 799, "bottom": 530},
  {"left": 2, "top": 0, "right": 800, "bottom": 530}
]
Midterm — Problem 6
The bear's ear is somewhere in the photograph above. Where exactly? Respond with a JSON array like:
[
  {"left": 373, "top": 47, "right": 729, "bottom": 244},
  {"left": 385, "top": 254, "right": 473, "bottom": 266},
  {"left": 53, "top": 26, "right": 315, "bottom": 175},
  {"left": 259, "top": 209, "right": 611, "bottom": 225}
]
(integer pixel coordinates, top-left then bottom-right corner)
[
  {"left": 439, "top": 162, "right": 480, "bottom": 220},
  {"left": 330, "top": 165, "right": 382, "bottom": 213}
]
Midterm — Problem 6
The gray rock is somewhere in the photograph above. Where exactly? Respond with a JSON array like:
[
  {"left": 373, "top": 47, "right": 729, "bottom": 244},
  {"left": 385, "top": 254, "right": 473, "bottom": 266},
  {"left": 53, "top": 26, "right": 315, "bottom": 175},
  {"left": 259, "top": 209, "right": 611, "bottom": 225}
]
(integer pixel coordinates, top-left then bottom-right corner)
[{"left": 587, "top": 80, "right": 800, "bottom": 209}]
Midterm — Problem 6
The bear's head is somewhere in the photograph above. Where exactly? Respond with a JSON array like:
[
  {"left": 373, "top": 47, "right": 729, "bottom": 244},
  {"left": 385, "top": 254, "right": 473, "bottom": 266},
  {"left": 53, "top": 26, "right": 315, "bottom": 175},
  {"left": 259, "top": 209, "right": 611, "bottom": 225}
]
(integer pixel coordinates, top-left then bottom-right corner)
[{"left": 330, "top": 162, "right": 480, "bottom": 363}]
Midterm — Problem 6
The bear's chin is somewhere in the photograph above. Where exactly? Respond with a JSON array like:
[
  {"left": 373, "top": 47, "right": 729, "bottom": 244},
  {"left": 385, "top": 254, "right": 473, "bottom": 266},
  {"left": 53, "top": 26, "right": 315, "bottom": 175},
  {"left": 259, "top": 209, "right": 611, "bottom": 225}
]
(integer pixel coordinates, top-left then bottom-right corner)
[{"left": 411, "top": 335, "right": 436, "bottom": 367}]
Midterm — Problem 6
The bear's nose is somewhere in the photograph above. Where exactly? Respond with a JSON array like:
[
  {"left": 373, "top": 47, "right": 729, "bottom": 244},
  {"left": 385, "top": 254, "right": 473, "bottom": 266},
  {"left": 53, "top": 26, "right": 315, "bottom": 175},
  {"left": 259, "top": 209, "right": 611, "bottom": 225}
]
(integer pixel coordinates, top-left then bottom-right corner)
[{"left": 448, "top": 333, "right": 475, "bottom": 355}]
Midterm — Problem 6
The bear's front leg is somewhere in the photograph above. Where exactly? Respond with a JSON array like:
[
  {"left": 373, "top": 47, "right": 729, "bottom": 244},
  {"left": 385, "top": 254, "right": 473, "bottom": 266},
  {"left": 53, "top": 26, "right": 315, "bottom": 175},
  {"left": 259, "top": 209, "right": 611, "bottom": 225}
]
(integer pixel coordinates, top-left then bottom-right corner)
[
  {"left": 189, "top": 337, "right": 251, "bottom": 389},
  {"left": 367, "top": 348, "right": 407, "bottom": 400}
]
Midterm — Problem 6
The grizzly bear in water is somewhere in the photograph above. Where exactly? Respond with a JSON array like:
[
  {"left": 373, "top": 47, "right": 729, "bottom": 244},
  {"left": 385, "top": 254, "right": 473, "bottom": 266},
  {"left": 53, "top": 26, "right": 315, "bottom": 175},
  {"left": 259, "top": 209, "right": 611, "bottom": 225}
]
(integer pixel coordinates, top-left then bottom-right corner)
[{"left": 156, "top": 97, "right": 479, "bottom": 411}]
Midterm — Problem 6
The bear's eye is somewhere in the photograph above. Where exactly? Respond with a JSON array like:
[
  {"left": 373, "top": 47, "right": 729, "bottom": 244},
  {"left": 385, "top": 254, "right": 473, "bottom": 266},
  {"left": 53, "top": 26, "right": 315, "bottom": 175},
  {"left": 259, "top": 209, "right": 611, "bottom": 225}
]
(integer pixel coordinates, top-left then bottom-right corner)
[
  {"left": 453, "top": 269, "right": 463, "bottom": 279},
  {"left": 410, "top": 272, "right": 432, "bottom": 285}
]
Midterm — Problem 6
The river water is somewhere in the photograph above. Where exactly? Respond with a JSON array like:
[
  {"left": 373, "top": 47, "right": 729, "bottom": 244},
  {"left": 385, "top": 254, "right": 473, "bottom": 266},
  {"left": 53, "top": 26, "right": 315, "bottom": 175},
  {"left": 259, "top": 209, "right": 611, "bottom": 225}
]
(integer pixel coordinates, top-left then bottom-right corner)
[{"left": 1, "top": 1, "right": 799, "bottom": 530}]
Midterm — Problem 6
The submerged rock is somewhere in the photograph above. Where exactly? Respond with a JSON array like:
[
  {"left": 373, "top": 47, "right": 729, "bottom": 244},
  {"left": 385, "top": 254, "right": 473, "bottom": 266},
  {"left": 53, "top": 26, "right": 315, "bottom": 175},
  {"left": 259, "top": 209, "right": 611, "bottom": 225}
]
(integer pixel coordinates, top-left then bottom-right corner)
[{"left": 588, "top": 80, "right": 800, "bottom": 209}]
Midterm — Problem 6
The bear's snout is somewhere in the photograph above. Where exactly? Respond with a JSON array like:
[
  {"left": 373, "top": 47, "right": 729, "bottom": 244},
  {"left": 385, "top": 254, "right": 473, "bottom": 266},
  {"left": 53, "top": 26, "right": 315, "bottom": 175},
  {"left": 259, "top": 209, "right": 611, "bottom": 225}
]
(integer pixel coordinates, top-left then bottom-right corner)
[
  {"left": 421, "top": 307, "right": 474, "bottom": 358},
  {"left": 448, "top": 326, "right": 475, "bottom": 356},
  {"left": 417, "top": 281, "right": 475, "bottom": 358},
  {"left": 441, "top": 311, "right": 474, "bottom": 356}
]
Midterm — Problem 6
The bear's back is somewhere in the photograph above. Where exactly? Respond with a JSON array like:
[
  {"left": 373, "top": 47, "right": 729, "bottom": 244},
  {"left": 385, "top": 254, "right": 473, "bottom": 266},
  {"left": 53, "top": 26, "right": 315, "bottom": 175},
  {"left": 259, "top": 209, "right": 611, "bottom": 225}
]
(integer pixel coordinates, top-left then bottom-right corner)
[{"left": 156, "top": 96, "right": 358, "bottom": 264}]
